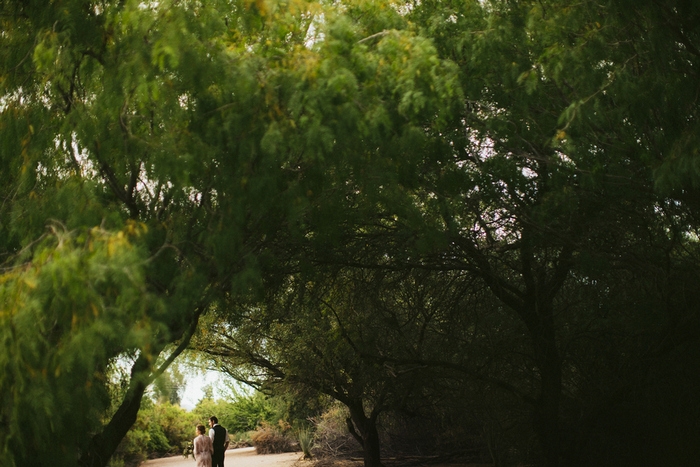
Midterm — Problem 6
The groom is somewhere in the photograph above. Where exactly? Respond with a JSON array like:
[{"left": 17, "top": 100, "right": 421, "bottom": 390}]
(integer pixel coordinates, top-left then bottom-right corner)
[{"left": 209, "top": 416, "right": 230, "bottom": 467}]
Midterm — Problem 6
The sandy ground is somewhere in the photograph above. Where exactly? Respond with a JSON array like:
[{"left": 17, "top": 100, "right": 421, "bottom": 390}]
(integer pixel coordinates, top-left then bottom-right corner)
[
  {"left": 140, "top": 446, "right": 494, "bottom": 467},
  {"left": 141, "top": 447, "right": 304, "bottom": 467}
]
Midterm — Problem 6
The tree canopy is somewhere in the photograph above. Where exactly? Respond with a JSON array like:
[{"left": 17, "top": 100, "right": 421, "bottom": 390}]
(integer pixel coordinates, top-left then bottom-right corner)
[{"left": 2, "top": 1, "right": 700, "bottom": 466}]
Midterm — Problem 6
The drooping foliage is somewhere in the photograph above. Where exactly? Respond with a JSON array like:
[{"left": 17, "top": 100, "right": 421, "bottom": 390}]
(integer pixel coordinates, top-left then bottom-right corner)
[
  {"left": 1, "top": 0, "right": 458, "bottom": 465},
  {"left": 3, "top": 0, "right": 700, "bottom": 466},
  {"left": 0, "top": 225, "right": 154, "bottom": 466}
]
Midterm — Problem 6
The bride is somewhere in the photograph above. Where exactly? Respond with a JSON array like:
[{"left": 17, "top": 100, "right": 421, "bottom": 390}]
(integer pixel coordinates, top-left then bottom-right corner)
[{"left": 193, "top": 424, "right": 214, "bottom": 467}]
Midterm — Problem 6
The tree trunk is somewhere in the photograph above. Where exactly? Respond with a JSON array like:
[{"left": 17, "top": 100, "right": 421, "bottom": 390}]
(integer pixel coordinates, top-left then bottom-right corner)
[
  {"left": 527, "top": 304, "right": 563, "bottom": 467},
  {"left": 345, "top": 401, "right": 383, "bottom": 467},
  {"left": 534, "top": 348, "right": 562, "bottom": 467},
  {"left": 78, "top": 354, "right": 151, "bottom": 467},
  {"left": 78, "top": 306, "right": 201, "bottom": 467}
]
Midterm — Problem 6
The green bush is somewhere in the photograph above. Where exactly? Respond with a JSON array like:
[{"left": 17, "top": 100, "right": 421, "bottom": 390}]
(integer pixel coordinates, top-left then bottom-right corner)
[
  {"left": 111, "top": 401, "right": 198, "bottom": 466},
  {"left": 191, "top": 391, "right": 287, "bottom": 434},
  {"left": 151, "top": 402, "right": 197, "bottom": 452},
  {"left": 112, "top": 427, "right": 150, "bottom": 467}
]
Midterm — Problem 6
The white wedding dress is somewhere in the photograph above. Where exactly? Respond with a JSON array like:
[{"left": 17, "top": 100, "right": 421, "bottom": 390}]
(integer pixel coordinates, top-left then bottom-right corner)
[{"left": 193, "top": 434, "right": 214, "bottom": 467}]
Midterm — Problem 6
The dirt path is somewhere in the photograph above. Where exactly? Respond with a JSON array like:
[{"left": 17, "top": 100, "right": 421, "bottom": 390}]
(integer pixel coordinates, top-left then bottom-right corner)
[{"left": 141, "top": 446, "right": 304, "bottom": 467}]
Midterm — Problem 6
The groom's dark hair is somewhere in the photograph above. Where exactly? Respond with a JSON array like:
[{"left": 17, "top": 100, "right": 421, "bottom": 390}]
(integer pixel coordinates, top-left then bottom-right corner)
[{"left": 209, "top": 416, "right": 219, "bottom": 424}]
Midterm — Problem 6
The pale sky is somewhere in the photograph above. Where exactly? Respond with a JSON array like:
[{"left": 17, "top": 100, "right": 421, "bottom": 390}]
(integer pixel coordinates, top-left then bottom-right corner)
[{"left": 180, "top": 369, "right": 230, "bottom": 410}]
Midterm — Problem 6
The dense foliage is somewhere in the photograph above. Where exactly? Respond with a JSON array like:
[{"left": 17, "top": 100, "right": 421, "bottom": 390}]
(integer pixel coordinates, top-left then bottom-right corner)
[
  {"left": 112, "top": 401, "right": 193, "bottom": 467},
  {"left": 2, "top": 0, "right": 699, "bottom": 466},
  {"left": 109, "top": 391, "right": 290, "bottom": 466}
]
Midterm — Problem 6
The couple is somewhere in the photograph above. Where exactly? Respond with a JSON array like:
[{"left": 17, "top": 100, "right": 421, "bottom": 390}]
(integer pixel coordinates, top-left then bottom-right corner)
[{"left": 193, "top": 416, "right": 230, "bottom": 467}]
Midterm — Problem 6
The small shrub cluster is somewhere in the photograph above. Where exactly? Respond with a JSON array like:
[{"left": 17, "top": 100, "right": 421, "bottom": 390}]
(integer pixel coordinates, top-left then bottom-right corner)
[
  {"left": 110, "top": 401, "right": 198, "bottom": 466},
  {"left": 228, "top": 430, "right": 253, "bottom": 448},
  {"left": 251, "top": 423, "right": 296, "bottom": 454},
  {"left": 309, "top": 403, "right": 361, "bottom": 459}
]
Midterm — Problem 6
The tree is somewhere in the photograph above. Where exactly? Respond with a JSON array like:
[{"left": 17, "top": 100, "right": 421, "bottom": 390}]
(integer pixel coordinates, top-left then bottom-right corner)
[
  {"left": 1, "top": 0, "right": 322, "bottom": 465},
  {"left": 214, "top": 0, "right": 700, "bottom": 464},
  {"left": 1, "top": 0, "right": 459, "bottom": 465},
  {"left": 200, "top": 265, "right": 483, "bottom": 467},
  {"left": 365, "top": 1, "right": 700, "bottom": 464},
  {"left": 0, "top": 224, "right": 168, "bottom": 467},
  {"left": 152, "top": 365, "right": 186, "bottom": 406},
  {"left": 266, "top": 1, "right": 700, "bottom": 464}
]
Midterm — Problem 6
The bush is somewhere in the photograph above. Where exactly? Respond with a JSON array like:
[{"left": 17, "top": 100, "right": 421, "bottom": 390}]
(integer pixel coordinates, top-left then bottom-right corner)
[
  {"left": 309, "top": 403, "right": 360, "bottom": 459},
  {"left": 191, "top": 392, "right": 286, "bottom": 435},
  {"left": 111, "top": 421, "right": 152, "bottom": 467},
  {"left": 111, "top": 401, "right": 199, "bottom": 466},
  {"left": 151, "top": 402, "right": 197, "bottom": 452},
  {"left": 229, "top": 430, "right": 254, "bottom": 448},
  {"left": 251, "top": 424, "right": 296, "bottom": 454}
]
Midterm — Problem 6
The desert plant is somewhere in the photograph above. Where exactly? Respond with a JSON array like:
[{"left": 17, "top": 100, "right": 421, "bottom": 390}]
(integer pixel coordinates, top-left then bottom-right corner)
[{"left": 298, "top": 429, "right": 314, "bottom": 459}]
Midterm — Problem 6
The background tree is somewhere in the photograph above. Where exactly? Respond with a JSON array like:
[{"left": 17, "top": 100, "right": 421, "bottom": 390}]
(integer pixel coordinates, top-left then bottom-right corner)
[
  {"left": 231, "top": 1, "right": 700, "bottom": 465},
  {"left": 152, "top": 366, "right": 186, "bottom": 406},
  {"left": 322, "top": 1, "right": 700, "bottom": 465},
  {"left": 199, "top": 267, "right": 419, "bottom": 467}
]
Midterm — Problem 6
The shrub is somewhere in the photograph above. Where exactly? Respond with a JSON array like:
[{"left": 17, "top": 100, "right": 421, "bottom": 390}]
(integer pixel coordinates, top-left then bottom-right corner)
[
  {"left": 310, "top": 403, "right": 360, "bottom": 459},
  {"left": 191, "top": 392, "right": 285, "bottom": 435},
  {"left": 251, "top": 424, "right": 295, "bottom": 454},
  {"left": 229, "top": 430, "right": 254, "bottom": 448},
  {"left": 110, "top": 400, "right": 198, "bottom": 466},
  {"left": 298, "top": 429, "right": 314, "bottom": 459},
  {"left": 151, "top": 402, "right": 197, "bottom": 452}
]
